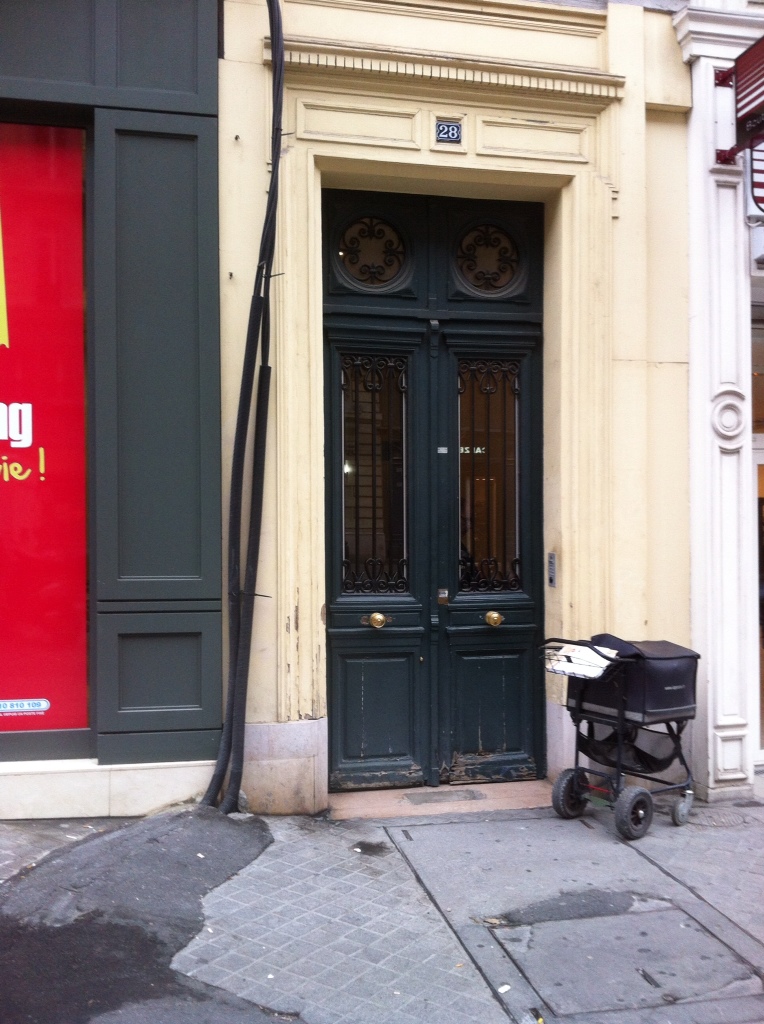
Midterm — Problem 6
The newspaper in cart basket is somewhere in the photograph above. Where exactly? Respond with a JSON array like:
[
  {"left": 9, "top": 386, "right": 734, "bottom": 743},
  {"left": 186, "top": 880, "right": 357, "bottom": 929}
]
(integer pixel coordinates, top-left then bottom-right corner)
[{"left": 543, "top": 641, "right": 619, "bottom": 679}]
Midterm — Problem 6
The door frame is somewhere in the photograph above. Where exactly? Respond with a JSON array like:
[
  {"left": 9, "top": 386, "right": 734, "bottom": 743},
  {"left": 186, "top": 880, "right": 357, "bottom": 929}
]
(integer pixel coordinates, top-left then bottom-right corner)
[
  {"left": 266, "top": 74, "right": 623, "bottom": 805},
  {"left": 321, "top": 190, "right": 546, "bottom": 789}
]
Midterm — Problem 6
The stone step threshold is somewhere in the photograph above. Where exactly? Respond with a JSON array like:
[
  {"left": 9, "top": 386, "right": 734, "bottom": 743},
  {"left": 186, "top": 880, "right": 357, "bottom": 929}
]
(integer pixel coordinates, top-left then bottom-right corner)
[{"left": 328, "top": 778, "right": 553, "bottom": 820}]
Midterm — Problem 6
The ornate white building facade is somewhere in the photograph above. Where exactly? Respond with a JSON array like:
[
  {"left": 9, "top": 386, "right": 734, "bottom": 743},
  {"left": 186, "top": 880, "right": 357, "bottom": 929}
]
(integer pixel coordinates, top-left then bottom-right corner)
[{"left": 674, "top": 0, "right": 764, "bottom": 800}]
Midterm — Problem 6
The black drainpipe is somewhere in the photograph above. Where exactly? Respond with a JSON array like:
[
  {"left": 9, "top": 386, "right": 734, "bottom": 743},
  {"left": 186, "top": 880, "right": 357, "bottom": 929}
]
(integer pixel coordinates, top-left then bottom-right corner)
[{"left": 203, "top": 0, "right": 285, "bottom": 812}]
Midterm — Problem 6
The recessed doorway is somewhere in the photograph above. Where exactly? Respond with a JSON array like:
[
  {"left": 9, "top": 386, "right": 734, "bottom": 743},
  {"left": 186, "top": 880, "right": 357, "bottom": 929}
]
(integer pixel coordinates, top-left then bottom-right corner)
[{"left": 322, "top": 190, "right": 546, "bottom": 790}]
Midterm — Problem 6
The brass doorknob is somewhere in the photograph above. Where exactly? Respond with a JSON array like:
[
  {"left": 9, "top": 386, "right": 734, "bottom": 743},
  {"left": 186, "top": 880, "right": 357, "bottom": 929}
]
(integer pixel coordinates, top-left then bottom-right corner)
[
  {"left": 484, "top": 610, "right": 504, "bottom": 627},
  {"left": 369, "top": 612, "right": 387, "bottom": 629}
]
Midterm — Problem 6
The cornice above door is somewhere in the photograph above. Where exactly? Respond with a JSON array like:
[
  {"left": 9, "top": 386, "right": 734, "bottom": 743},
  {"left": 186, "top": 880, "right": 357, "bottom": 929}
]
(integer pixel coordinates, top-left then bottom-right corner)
[{"left": 264, "top": 36, "right": 624, "bottom": 109}]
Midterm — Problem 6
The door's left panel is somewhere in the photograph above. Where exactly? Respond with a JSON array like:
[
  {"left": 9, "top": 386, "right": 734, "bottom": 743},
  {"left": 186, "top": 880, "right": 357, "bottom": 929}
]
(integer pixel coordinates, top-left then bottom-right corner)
[
  {"left": 324, "top": 324, "right": 429, "bottom": 790},
  {"left": 93, "top": 109, "right": 221, "bottom": 763}
]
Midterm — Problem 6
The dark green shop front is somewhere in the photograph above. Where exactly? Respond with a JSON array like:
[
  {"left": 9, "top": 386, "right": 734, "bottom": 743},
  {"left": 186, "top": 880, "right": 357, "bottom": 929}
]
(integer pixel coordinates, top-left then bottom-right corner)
[
  {"left": 323, "top": 190, "right": 546, "bottom": 790},
  {"left": 0, "top": 1, "right": 222, "bottom": 766}
]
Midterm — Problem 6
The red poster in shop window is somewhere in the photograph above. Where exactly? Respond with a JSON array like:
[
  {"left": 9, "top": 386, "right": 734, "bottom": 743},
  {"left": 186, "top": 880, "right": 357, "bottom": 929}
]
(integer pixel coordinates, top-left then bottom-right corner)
[{"left": 0, "top": 124, "right": 87, "bottom": 732}]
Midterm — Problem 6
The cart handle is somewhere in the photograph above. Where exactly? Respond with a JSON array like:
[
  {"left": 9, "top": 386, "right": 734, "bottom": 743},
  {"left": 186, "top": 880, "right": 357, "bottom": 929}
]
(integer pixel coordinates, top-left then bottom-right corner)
[{"left": 540, "top": 638, "right": 622, "bottom": 662}]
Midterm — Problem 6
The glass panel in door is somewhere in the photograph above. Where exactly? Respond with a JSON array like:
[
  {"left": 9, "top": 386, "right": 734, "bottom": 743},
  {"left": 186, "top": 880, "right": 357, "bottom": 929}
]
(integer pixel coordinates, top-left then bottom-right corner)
[
  {"left": 341, "top": 354, "right": 408, "bottom": 594},
  {"left": 446, "top": 348, "right": 539, "bottom": 784},
  {"left": 458, "top": 357, "right": 521, "bottom": 592}
]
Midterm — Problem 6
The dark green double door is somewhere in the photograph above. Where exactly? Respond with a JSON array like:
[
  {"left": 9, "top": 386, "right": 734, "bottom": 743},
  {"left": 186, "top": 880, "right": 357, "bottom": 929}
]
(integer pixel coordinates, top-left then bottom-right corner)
[{"left": 324, "top": 190, "right": 545, "bottom": 790}]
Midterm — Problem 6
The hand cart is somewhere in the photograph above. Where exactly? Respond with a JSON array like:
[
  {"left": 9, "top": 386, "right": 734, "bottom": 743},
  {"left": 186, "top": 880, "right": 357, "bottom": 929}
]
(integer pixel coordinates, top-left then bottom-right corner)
[{"left": 542, "top": 634, "right": 700, "bottom": 840}]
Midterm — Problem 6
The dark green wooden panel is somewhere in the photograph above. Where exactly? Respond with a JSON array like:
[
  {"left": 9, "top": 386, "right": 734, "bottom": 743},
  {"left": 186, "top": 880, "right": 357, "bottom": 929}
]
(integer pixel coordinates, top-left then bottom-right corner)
[
  {"left": 97, "top": 729, "right": 221, "bottom": 765},
  {"left": 96, "top": 612, "right": 221, "bottom": 733},
  {"left": 0, "top": 0, "right": 217, "bottom": 115},
  {"left": 450, "top": 639, "right": 538, "bottom": 782},
  {"left": 342, "top": 654, "right": 414, "bottom": 759},
  {"left": 96, "top": 600, "right": 222, "bottom": 613},
  {"left": 323, "top": 191, "right": 544, "bottom": 322},
  {"left": 93, "top": 109, "right": 221, "bottom": 600},
  {"left": 114, "top": 132, "right": 201, "bottom": 579},
  {"left": 322, "top": 191, "right": 427, "bottom": 312},
  {"left": 0, "top": 0, "right": 95, "bottom": 85},
  {"left": 118, "top": 634, "right": 202, "bottom": 711},
  {"left": 329, "top": 637, "right": 426, "bottom": 789},
  {"left": 116, "top": 0, "right": 198, "bottom": 93},
  {"left": 453, "top": 650, "right": 526, "bottom": 754},
  {"left": 437, "top": 197, "right": 544, "bottom": 318}
]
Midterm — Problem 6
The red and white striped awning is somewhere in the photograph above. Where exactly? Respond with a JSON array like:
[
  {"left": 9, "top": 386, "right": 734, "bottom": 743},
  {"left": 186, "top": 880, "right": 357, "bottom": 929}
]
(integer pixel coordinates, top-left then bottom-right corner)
[{"left": 737, "top": 35, "right": 764, "bottom": 146}]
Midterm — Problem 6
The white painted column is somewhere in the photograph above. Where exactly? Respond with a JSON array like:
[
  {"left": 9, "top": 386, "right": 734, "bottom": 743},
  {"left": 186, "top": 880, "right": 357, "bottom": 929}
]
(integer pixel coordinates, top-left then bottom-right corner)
[{"left": 674, "top": 6, "right": 764, "bottom": 800}]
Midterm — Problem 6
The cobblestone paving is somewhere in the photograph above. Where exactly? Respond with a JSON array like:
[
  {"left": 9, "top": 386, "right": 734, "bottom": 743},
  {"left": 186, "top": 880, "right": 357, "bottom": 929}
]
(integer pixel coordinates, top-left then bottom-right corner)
[{"left": 172, "top": 816, "right": 510, "bottom": 1024}]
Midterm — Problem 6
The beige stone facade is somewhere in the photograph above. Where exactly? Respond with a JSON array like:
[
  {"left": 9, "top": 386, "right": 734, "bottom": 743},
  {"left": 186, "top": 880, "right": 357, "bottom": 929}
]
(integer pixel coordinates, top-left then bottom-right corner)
[{"left": 220, "top": 0, "right": 693, "bottom": 813}]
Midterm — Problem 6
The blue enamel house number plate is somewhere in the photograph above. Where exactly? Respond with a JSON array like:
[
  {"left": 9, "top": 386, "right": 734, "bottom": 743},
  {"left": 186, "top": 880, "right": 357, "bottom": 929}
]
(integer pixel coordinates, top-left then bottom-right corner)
[{"left": 435, "top": 120, "right": 462, "bottom": 144}]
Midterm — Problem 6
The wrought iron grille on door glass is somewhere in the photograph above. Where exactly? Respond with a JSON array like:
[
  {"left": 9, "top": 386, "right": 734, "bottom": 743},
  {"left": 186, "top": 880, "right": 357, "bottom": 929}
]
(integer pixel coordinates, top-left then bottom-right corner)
[
  {"left": 455, "top": 224, "right": 519, "bottom": 296},
  {"left": 341, "top": 354, "right": 408, "bottom": 593},
  {"left": 337, "top": 217, "right": 406, "bottom": 288},
  {"left": 458, "top": 358, "right": 521, "bottom": 592}
]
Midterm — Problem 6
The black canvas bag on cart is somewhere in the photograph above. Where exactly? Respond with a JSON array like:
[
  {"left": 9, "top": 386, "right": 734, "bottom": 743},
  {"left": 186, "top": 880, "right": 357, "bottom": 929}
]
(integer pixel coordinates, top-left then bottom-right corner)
[{"left": 564, "top": 633, "right": 699, "bottom": 725}]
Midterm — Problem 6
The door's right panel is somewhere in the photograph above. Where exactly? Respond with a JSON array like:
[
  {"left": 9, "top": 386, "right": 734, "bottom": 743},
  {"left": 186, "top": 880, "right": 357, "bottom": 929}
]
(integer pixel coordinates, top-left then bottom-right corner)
[
  {"left": 434, "top": 193, "right": 545, "bottom": 781},
  {"left": 439, "top": 332, "right": 543, "bottom": 783},
  {"left": 448, "top": 635, "right": 538, "bottom": 782}
]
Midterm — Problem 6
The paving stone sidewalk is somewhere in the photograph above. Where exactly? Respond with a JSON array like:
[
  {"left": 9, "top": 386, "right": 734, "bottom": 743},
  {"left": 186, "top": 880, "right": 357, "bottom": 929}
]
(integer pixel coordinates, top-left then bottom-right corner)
[
  {"left": 171, "top": 793, "right": 764, "bottom": 1024},
  {"left": 635, "top": 798, "right": 764, "bottom": 947},
  {"left": 386, "top": 801, "right": 764, "bottom": 1024},
  {"left": 3, "top": 774, "right": 764, "bottom": 1024},
  {"left": 172, "top": 815, "right": 510, "bottom": 1024}
]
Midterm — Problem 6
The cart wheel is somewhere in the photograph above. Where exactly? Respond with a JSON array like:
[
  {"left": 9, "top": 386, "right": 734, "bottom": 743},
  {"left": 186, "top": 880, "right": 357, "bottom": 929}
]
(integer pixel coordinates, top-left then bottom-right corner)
[
  {"left": 552, "top": 768, "right": 588, "bottom": 819},
  {"left": 614, "top": 787, "right": 653, "bottom": 840},
  {"left": 671, "top": 792, "right": 693, "bottom": 827}
]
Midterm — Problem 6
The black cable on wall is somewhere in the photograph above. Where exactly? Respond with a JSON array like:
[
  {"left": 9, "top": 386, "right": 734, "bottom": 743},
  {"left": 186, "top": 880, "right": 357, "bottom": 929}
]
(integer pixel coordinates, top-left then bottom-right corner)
[{"left": 203, "top": 0, "right": 284, "bottom": 812}]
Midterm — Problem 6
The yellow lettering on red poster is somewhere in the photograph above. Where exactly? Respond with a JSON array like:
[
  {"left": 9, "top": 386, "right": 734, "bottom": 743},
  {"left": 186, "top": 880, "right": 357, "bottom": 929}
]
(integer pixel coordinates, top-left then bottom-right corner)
[{"left": 0, "top": 204, "right": 8, "bottom": 348}]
